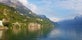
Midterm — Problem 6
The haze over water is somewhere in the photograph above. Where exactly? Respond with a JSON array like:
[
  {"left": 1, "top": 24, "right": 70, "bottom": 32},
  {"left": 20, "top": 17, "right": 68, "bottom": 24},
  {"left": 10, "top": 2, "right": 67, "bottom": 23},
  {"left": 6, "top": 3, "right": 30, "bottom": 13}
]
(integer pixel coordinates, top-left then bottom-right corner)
[{"left": 39, "top": 18, "right": 82, "bottom": 40}]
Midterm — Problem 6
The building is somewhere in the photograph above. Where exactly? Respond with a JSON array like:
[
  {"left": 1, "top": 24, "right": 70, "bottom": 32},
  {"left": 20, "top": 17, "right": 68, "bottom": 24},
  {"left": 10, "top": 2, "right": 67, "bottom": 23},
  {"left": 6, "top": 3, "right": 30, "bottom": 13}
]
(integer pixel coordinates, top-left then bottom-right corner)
[
  {"left": 0, "top": 20, "right": 8, "bottom": 40},
  {"left": 0, "top": 21, "right": 3, "bottom": 26},
  {"left": 28, "top": 23, "right": 41, "bottom": 32}
]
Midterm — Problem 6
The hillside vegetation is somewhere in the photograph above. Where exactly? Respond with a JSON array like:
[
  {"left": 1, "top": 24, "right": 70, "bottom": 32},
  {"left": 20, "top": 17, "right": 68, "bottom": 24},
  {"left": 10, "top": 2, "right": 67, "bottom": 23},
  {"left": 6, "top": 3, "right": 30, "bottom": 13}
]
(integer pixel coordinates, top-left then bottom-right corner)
[{"left": 0, "top": 3, "right": 54, "bottom": 40}]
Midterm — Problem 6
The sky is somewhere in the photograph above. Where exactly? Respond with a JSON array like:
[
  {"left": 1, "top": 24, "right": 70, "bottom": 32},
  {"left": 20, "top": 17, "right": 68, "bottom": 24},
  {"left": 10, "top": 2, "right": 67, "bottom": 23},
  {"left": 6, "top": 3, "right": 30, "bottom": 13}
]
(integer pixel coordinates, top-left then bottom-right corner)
[{"left": 18, "top": 0, "right": 82, "bottom": 22}]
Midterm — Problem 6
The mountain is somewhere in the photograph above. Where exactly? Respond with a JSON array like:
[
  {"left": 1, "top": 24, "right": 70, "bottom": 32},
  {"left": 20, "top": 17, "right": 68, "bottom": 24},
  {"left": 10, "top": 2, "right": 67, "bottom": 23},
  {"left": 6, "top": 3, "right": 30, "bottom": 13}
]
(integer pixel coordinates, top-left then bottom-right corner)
[
  {"left": 0, "top": 1, "right": 54, "bottom": 40},
  {"left": 57, "top": 15, "right": 82, "bottom": 34},
  {"left": 74, "top": 15, "right": 82, "bottom": 24},
  {"left": 0, "top": 0, "right": 38, "bottom": 17},
  {"left": 54, "top": 16, "right": 82, "bottom": 40},
  {"left": 38, "top": 15, "right": 48, "bottom": 19}
]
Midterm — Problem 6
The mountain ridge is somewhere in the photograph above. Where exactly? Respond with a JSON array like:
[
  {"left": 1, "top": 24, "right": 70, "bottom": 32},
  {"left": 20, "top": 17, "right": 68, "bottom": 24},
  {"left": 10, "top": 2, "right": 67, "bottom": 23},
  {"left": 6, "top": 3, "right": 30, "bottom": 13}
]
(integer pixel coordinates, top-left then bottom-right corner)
[
  {"left": 0, "top": 0, "right": 38, "bottom": 17},
  {"left": 0, "top": 1, "right": 54, "bottom": 40}
]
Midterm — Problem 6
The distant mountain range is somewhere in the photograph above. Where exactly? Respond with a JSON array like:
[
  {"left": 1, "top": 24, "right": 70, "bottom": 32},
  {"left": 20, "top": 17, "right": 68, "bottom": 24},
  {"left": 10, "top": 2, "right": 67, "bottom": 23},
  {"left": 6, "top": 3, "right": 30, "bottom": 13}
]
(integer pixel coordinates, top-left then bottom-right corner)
[
  {"left": 57, "top": 15, "right": 82, "bottom": 33},
  {"left": 58, "top": 15, "right": 82, "bottom": 25}
]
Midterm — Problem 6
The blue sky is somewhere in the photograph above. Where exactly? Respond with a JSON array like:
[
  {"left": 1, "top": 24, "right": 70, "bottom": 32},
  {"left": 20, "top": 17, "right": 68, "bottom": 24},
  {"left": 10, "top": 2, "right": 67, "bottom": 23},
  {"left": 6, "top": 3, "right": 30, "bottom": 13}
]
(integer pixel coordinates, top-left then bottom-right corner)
[{"left": 18, "top": 0, "right": 82, "bottom": 22}]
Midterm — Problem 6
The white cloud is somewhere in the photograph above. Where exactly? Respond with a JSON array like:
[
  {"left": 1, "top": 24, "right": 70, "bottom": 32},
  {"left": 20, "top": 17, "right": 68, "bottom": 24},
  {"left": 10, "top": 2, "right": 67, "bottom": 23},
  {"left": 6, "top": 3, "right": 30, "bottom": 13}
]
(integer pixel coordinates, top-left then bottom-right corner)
[
  {"left": 18, "top": 0, "right": 38, "bottom": 13},
  {"left": 17, "top": 0, "right": 82, "bottom": 15},
  {"left": 18, "top": 0, "right": 28, "bottom": 6},
  {"left": 50, "top": 17, "right": 61, "bottom": 22},
  {"left": 27, "top": 3, "right": 38, "bottom": 13},
  {"left": 17, "top": 0, "right": 82, "bottom": 21},
  {"left": 56, "top": 0, "right": 82, "bottom": 14}
]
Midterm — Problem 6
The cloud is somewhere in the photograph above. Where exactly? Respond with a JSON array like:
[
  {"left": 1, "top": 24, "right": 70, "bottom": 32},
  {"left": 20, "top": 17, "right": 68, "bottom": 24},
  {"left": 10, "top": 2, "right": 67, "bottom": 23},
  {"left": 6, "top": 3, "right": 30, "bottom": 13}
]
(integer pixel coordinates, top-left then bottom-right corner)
[
  {"left": 18, "top": 0, "right": 82, "bottom": 15},
  {"left": 27, "top": 3, "right": 38, "bottom": 13},
  {"left": 18, "top": 0, "right": 28, "bottom": 6},
  {"left": 18, "top": 0, "right": 38, "bottom": 13},
  {"left": 55, "top": 0, "right": 82, "bottom": 14},
  {"left": 18, "top": 0, "right": 82, "bottom": 21},
  {"left": 50, "top": 17, "right": 61, "bottom": 22}
]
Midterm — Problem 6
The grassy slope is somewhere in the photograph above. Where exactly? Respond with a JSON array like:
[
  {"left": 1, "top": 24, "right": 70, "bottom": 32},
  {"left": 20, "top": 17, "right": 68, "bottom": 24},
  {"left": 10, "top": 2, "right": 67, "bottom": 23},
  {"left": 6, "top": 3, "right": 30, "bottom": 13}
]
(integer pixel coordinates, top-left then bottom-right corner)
[{"left": 0, "top": 3, "right": 54, "bottom": 40}]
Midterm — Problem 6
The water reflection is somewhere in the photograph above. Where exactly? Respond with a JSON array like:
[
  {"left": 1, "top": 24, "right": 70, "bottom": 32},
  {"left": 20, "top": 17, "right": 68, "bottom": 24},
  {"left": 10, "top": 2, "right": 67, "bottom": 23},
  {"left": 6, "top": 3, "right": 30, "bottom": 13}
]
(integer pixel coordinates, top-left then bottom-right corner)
[
  {"left": 0, "top": 31, "right": 3, "bottom": 39},
  {"left": 39, "top": 23, "right": 82, "bottom": 40}
]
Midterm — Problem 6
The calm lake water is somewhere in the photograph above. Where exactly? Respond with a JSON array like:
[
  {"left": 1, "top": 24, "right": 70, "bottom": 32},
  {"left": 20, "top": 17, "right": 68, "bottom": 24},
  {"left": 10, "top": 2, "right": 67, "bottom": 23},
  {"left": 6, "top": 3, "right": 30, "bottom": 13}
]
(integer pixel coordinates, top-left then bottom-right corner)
[
  {"left": 0, "top": 23, "right": 82, "bottom": 40},
  {"left": 39, "top": 23, "right": 82, "bottom": 40}
]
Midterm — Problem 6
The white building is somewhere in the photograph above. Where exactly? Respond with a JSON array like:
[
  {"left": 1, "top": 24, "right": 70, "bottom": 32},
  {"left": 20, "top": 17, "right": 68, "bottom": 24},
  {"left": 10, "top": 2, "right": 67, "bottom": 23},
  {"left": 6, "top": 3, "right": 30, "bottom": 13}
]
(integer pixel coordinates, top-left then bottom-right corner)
[
  {"left": 0, "top": 20, "right": 8, "bottom": 39},
  {"left": 28, "top": 23, "right": 41, "bottom": 32},
  {"left": 0, "top": 21, "right": 3, "bottom": 39},
  {"left": 0, "top": 21, "right": 3, "bottom": 26}
]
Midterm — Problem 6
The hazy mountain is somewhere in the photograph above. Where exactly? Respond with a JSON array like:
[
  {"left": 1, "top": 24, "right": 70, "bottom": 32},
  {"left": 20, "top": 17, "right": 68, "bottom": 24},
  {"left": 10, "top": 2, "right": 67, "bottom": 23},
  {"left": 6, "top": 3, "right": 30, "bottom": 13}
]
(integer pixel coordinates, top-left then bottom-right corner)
[
  {"left": 41, "top": 15, "right": 82, "bottom": 40},
  {"left": 38, "top": 15, "right": 47, "bottom": 19},
  {"left": 53, "top": 15, "right": 82, "bottom": 40}
]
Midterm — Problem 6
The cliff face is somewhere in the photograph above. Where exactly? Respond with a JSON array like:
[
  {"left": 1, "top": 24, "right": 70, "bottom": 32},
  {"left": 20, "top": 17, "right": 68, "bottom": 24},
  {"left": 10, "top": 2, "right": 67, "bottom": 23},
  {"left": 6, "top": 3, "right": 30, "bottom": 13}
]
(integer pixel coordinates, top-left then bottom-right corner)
[{"left": 0, "top": 2, "right": 54, "bottom": 40}]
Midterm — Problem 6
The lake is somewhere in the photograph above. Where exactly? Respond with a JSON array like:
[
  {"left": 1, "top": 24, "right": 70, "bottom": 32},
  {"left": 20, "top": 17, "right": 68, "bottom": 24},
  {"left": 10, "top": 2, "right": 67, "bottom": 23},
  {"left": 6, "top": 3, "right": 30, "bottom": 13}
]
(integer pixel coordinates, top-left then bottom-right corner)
[
  {"left": 0, "top": 23, "right": 82, "bottom": 40},
  {"left": 38, "top": 23, "right": 82, "bottom": 40}
]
